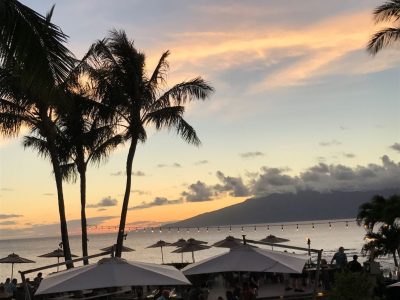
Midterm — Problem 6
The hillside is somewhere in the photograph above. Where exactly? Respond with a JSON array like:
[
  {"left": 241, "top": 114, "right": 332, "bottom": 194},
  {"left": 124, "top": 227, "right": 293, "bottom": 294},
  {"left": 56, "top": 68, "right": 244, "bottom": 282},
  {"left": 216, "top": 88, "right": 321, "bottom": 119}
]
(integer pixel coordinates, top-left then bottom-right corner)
[{"left": 170, "top": 189, "right": 398, "bottom": 227}]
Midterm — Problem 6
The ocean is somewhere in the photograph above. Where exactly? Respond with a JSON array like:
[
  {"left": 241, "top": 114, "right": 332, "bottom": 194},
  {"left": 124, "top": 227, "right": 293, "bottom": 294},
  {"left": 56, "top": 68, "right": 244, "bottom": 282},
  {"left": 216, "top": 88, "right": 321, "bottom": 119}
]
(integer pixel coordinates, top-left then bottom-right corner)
[{"left": 0, "top": 219, "right": 396, "bottom": 281}]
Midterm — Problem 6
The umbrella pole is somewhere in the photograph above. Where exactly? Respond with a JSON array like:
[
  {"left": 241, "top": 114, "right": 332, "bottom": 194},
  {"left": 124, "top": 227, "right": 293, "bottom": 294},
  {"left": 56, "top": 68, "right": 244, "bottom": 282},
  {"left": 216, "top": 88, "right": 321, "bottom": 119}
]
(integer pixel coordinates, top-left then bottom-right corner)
[
  {"left": 181, "top": 253, "right": 183, "bottom": 263},
  {"left": 57, "top": 257, "right": 59, "bottom": 272},
  {"left": 161, "top": 246, "right": 164, "bottom": 264},
  {"left": 192, "top": 251, "right": 195, "bottom": 263},
  {"left": 11, "top": 262, "right": 14, "bottom": 279}
]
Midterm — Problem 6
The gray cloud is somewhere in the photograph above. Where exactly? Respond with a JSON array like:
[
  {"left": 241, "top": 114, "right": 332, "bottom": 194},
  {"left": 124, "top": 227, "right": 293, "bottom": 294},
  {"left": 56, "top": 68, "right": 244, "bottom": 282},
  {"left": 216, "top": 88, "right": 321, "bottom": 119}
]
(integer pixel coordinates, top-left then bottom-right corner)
[
  {"left": 87, "top": 197, "right": 118, "bottom": 208},
  {"left": 110, "top": 171, "right": 123, "bottom": 176},
  {"left": 97, "top": 208, "right": 107, "bottom": 212},
  {"left": 214, "top": 171, "right": 250, "bottom": 197},
  {"left": 0, "top": 216, "right": 117, "bottom": 240},
  {"left": 157, "top": 163, "right": 182, "bottom": 168},
  {"left": 1, "top": 188, "right": 13, "bottom": 191},
  {"left": 43, "top": 193, "right": 54, "bottom": 196},
  {"left": 111, "top": 171, "right": 146, "bottom": 176},
  {"left": 0, "top": 221, "right": 17, "bottom": 225},
  {"left": 319, "top": 140, "right": 341, "bottom": 146},
  {"left": 195, "top": 160, "right": 209, "bottom": 165},
  {"left": 129, "top": 197, "right": 183, "bottom": 210},
  {"left": 182, "top": 181, "right": 213, "bottom": 202},
  {"left": 0, "top": 214, "right": 22, "bottom": 219},
  {"left": 240, "top": 151, "right": 264, "bottom": 158},
  {"left": 131, "top": 190, "right": 151, "bottom": 195},
  {"left": 343, "top": 152, "right": 355, "bottom": 158},
  {"left": 390, "top": 143, "right": 400, "bottom": 153}
]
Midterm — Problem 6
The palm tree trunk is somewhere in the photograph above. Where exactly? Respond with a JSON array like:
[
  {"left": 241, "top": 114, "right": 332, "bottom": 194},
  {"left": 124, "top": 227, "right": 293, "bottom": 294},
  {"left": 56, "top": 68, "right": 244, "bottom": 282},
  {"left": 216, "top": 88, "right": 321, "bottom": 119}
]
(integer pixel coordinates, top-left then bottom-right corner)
[
  {"left": 79, "top": 166, "right": 89, "bottom": 265},
  {"left": 115, "top": 139, "right": 138, "bottom": 257},
  {"left": 49, "top": 148, "right": 74, "bottom": 269}
]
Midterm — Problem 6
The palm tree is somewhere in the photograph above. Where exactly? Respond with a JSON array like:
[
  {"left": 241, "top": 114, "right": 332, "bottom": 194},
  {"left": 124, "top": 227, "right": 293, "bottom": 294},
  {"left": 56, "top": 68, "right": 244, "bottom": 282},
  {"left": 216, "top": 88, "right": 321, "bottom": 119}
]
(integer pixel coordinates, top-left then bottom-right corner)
[
  {"left": 357, "top": 195, "right": 387, "bottom": 231},
  {"left": 57, "top": 91, "right": 122, "bottom": 264},
  {"left": 84, "top": 30, "right": 214, "bottom": 257},
  {"left": 367, "top": 0, "right": 400, "bottom": 55},
  {"left": 0, "top": 1, "right": 75, "bottom": 268},
  {"left": 362, "top": 224, "right": 400, "bottom": 267}
]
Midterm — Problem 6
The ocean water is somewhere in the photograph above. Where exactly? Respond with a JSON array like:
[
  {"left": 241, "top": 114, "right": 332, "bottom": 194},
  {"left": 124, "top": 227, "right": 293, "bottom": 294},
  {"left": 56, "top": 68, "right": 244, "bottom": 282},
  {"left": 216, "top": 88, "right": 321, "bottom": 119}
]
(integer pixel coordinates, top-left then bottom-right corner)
[{"left": 0, "top": 219, "right": 396, "bottom": 281}]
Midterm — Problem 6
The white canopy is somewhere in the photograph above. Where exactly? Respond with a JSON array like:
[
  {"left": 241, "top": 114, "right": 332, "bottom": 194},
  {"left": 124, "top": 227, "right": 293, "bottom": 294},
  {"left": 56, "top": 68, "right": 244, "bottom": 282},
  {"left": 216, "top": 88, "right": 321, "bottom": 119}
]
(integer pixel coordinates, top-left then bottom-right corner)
[
  {"left": 182, "top": 245, "right": 308, "bottom": 275},
  {"left": 36, "top": 257, "right": 191, "bottom": 295},
  {"left": 387, "top": 281, "right": 400, "bottom": 287}
]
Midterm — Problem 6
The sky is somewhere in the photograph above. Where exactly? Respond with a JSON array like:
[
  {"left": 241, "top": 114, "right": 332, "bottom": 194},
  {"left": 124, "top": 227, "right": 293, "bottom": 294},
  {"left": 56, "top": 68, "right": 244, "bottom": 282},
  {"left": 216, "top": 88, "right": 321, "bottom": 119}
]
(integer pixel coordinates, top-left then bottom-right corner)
[{"left": 0, "top": 0, "right": 399, "bottom": 239}]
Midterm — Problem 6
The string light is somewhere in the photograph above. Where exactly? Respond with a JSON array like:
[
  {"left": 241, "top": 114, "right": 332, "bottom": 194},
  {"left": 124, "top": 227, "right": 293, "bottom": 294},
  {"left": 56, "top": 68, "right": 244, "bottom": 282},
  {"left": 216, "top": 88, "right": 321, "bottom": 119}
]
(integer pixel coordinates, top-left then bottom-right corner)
[
  {"left": 281, "top": 225, "right": 284, "bottom": 231},
  {"left": 159, "top": 227, "right": 162, "bottom": 233},
  {"left": 218, "top": 226, "right": 220, "bottom": 232},
  {"left": 346, "top": 221, "right": 349, "bottom": 229},
  {"left": 312, "top": 223, "right": 315, "bottom": 230},
  {"left": 296, "top": 224, "right": 299, "bottom": 231},
  {"left": 151, "top": 227, "right": 154, "bottom": 233},
  {"left": 197, "top": 227, "right": 200, "bottom": 233},
  {"left": 177, "top": 227, "right": 180, "bottom": 233},
  {"left": 267, "top": 225, "right": 270, "bottom": 231},
  {"left": 329, "top": 222, "right": 332, "bottom": 229},
  {"left": 186, "top": 228, "right": 189, "bottom": 233},
  {"left": 254, "top": 226, "right": 257, "bottom": 231},
  {"left": 229, "top": 226, "right": 232, "bottom": 232},
  {"left": 241, "top": 226, "right": 244, "bottom": 232}
]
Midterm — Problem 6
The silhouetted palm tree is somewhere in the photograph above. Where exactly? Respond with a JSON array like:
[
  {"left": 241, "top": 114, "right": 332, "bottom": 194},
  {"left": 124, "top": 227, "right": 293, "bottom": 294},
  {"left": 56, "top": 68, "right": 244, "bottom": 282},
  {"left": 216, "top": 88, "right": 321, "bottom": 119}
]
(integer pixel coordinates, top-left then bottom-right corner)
[
  {"left": 362, "top": 224, "right": 400, "bottom": 267},
  {"left": 84, "top": 30, "right": 214, "bottom": 257},
  {"left": 0, "top": 1, "right": 75, "bottom": 268},
  {"left": 367, "top": 0, "right": 400, "bottom": 55},
  {"left": 57, "top": 91, "right": 122, "bottom": 264}
]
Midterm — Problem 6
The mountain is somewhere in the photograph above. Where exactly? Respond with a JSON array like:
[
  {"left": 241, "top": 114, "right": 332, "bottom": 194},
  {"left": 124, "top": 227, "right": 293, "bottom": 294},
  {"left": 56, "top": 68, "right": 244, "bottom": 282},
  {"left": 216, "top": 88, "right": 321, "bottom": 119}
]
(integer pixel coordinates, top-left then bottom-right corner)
[{"left": 170, "top": 189, "right": 399, "bottom": 227}]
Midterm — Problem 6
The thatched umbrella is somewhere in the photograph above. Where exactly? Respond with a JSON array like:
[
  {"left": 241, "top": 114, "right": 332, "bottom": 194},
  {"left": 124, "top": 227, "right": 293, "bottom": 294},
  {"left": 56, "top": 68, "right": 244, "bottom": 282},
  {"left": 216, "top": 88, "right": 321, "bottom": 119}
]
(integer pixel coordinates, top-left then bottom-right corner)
[
  {"left": 172, "top": 242, "right": 211, "bottom": 263},
  {"left": 259, "top": 234, "right": 290, "bottom": 250},
  {"left": 147, "top": 240, "right": 171, "bottom": 264},
  {"left": 212, "top": 236, "right": 243, "bottom": 248},
  {"left": 0, "top": 253, "right": 35, "bottom": 279},
  {"left": 38, "top": 248, "right": 78, "bottom": 272},
  {"left": 100, "top": 244, "right": 135, "bottom": 253}
]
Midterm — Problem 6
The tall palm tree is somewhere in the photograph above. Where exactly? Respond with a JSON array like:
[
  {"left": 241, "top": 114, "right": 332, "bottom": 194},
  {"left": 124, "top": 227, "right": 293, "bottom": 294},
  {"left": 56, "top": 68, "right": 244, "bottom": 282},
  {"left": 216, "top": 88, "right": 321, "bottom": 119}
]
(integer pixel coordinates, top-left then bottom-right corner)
[
  {"left": 57, "top": 91, "right": 122, "bottom": 265},
  {"left": 367, "top": 0, "right": 400, "bottom": 55},
  {"left": 84, "top": 30, "right": 214, "bottom": 257},
  {"left": 0, "top": 1, "right": 75, "bottom": 268}
]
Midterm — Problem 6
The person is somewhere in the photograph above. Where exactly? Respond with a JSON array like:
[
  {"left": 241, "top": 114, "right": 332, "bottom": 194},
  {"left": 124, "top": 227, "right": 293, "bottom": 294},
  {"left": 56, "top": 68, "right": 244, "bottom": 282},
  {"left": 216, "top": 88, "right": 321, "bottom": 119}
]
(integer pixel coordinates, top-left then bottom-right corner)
[
  {"left": 348, "top": 255, "right": 363, "bottom": 272},
  {"left": 33, "top": 273, "right": 43, "bottom": 287},
  {"left": 157, "top": 290, "right": 170, "bottom": 300},
  {"left": 240, "top": 282, "right": 255, "bottom": 300},
  {"left": 8, "top": 279, "right": 17, "bottom": 298},
  {"left": 330, "top": 247, "right": 347, "bottom": 268},
  {"left": 0, "top": 285, "right": 12, "bottom": 299},
  {"left": 3, "top": 279, "right": 10, "bottom": 294},
  {"left": 217, "top": 297, "right": 224, "bottom": 300}
]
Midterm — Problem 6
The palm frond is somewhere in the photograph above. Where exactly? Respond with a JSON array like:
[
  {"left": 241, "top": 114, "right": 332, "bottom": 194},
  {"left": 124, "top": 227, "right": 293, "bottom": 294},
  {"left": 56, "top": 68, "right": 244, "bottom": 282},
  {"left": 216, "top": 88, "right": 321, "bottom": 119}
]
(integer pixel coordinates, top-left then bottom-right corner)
[
  {"left": 154, "top": 77, "right": 214, "bottom": 109},
  {"left": 367, "top": 27, "right": 400, "bottom": 55},
  {"left": 23, "top": 135, "right": 51, "bottom": 158},
  {"left": 175, "top": 117, "right": 201, "bottom": 146},
  {"left": 60, "top": 162, "right": 77, "bottom": 183},
  {"left": 88, "top": 134, "right": 123, "bottom": 165},
  {"left": 144, "top": 106, "right": 185, "bottom": 129},
  {"left": 148, "top": 50, "right": 170, "bottom": 87},
  {"left": 373, "top": 0, "right": 400, "bottom": 23}
]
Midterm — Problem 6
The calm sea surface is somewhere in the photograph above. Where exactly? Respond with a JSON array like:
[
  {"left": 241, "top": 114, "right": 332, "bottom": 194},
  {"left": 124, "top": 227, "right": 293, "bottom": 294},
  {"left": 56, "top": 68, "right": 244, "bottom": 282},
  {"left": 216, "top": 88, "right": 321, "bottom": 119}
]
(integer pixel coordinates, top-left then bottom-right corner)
[{"left": 0, "top": 220, "right": 395, "bottom": 281}]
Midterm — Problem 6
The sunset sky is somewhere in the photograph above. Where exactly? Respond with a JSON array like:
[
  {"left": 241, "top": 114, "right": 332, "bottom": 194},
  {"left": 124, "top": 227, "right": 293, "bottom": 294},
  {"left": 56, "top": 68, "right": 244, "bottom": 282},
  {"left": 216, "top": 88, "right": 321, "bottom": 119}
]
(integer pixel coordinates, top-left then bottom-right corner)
[{"left": 0, "top": 0, "right": 399, "bottom": 239}]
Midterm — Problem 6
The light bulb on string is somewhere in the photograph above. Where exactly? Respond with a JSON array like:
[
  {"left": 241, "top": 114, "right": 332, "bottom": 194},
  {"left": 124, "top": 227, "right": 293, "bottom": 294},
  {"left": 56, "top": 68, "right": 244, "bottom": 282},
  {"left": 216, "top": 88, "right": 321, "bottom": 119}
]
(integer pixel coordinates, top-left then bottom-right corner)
[
  {"left": 206, "top": 227, "right": 209, "bottom": 232},
  {"left": 151, "top": 227, "right": 154, "bottom": 233},
  {"left": 144, "top": 227, "right": 146, "bottom": 233},
  {"left": 346, "top": 221, "right": 349, "bottom": 229},
  {"left": 241, "top": 226, "right": 244, "bottom": 232},
  {"left": 267, "top": 225, "right": 270, "bottom": 231},
  {"left": 197, "top": 227, "right": 200, "bottom": 233},
  {"left": 296, "top": 224, "right": 299, "bottom": 231},
  {"left": 177, "top": 227, "right": 180, "bottom": 233},
  {"left": 254, "top": 226, "right": 257, "bottom": 231},
  {"left": 229, "top": 226, "right": 232, "bottom": 232},
  {"left": 159, "top": 227, "right": 162, "bottom": 233},
  {"left": 186, "top": 228, "right": 189, "bottom": 233},
  {"left": 312, "top": 223, "right": 315, "bottom": 230},
  {"left": 218, "top": 226, "right": 220, "bottom": 232},
  {"left": 281, "top": 225, "right": 284, "bottom": 232},
  {"left": 329, "top": 222, "right": 332, "bottom": 229}
]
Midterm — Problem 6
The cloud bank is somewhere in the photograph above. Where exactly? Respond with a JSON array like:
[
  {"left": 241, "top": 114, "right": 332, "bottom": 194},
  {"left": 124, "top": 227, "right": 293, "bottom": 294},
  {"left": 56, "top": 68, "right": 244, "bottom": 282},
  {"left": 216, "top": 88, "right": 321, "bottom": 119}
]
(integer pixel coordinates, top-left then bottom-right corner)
[{"left": 87, "top": 197, "right": 118, "bottom": 208}]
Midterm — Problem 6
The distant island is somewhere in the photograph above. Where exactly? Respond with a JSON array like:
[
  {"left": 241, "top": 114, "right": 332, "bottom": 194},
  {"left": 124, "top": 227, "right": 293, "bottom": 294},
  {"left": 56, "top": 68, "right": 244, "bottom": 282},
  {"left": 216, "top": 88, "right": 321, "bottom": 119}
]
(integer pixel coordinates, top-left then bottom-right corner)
[{"left": 170, "top": 189, "right": 399, "bottom": 227}]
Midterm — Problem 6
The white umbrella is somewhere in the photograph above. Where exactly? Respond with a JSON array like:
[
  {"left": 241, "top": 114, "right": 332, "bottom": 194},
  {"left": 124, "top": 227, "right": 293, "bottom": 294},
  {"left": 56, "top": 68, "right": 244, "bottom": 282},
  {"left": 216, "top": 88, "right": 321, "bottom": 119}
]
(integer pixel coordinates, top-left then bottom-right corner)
[
  {"left": 182, "top": 245, "right": 308, "bottom": 275},
  {"left": 387, "top": 281, "right": 400, "bottom": 287},
  {"left": 35, "top": 257, "right": 191, "bottom": 295}
]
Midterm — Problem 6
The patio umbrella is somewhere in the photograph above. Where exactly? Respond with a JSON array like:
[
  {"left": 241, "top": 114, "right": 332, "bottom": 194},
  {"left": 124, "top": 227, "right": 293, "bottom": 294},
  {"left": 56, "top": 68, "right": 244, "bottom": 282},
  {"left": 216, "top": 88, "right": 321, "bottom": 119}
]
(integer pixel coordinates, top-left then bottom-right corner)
[
  {"left": 0, "top": 253, "right": 35, "bottom": 279},
  {"left": 212, "top": 236, "right": 244, "bottom": 248},
  {"left": 147, "top": 240, "right": 171, "bottom": 264},
  {"left": 100, "top": 244, "right": 135, "bottom": 253},
  {"left": 35, "top": 257, "right": 191, "bottom": 295},
  {"left": 187, "top": 238, "right": 207, "bottom": 244},
  {"left": 38, "top": 248, "right": 78, "bottom": 272},
  {"left": 170, "top": 239, "right": 187, "bottom": 263},
  {"left": 182, "top": 245, "right": 308, "bottom": 275},
  {"left": 259, "top": 234, "right": 290, "bottom": 250},
  {"left": 172, "top": 242, "right": 211, "bottom": 263}
]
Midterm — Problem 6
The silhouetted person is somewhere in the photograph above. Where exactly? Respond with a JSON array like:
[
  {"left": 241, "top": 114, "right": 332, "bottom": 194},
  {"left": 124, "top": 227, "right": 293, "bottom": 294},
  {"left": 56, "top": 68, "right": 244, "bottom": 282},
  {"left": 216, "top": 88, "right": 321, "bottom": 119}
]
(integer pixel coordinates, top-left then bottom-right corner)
[
  {"left": 331, "top": 246, "right": 347, "bottom": 268},
  {"left": 33, "top": 272, "right": 43, "bottom": 287},
  {"left": 348, "top": 255, "right": 363, "bottom": 272}
]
